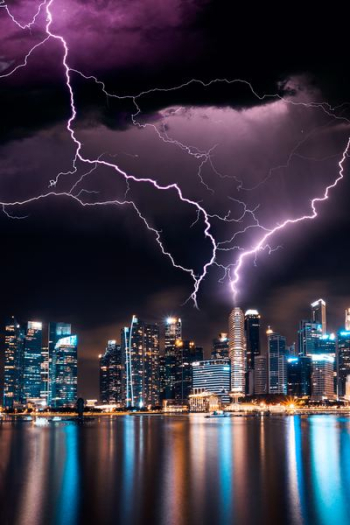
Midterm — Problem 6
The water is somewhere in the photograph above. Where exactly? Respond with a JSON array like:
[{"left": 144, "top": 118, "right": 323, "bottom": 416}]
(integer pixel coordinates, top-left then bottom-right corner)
[{"left": 1, "top": 414, "right": 350, "bottom": 525}]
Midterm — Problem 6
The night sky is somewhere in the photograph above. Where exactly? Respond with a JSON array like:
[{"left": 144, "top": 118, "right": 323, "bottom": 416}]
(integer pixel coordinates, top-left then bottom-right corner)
[{"left": 1, "top": 0, "right": 350, "bottom": 398}]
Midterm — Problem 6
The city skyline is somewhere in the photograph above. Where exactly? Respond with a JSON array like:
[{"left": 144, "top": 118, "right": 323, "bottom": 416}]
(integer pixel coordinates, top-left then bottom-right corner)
[{"left": 3, "top": 296, "right": 350, "bottom": 401}]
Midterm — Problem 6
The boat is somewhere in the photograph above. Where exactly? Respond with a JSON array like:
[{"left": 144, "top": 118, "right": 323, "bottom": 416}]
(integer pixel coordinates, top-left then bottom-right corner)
[
  {"left": 205, "top": 410, "right": 228, "bottom": 418},
  {"left": 34, "top": 417, "right": 49, "bottom": 426},
  {"left": 51, "top": 416, "right": 62, "bottom": 422}
]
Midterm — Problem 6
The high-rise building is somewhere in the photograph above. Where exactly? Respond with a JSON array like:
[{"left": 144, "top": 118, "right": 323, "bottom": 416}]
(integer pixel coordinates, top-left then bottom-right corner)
[
  {"left": 298, "top": 321, "right": 322, "bottom": 356},
  {"left": 311, "top": 299, "right": 327, "bottom": 334},
  {"left": 228, "top": 308, "right": 246, "bottom": 396},
  {"left": 311, "top": 355, "right": 335, "bottom": 401},
  {"left": 286, "top": 356, "right": 312, "bottom": 396},
  {"left": 50, "top": 334, "right": 78, "bottom": 407},
  {"left": 337, "top": 330, "right": 350, "bottom": 398},
  {"left": 122, "top": 316, "right": 160, "bottom": 407},
  {"left": 268, "top": 331, "right": 287, "bottom": 395},
  {"left": 48, "top": 322, "right": 72, "bottom": 405},
  {"left": 40, "top": 345, "right": 49, "bottom": 403},
  {"left": 3, "top": 317, "right": 25, "bottom": 408},
  {"left": 174, "top": 340, "right": 203, "bottom": 402},
  {"left": 159, "top": 354, "right": 166, "bottom": 404},
  {"left": 244, "top": 310, "right": 261, "bottom": 369},
  {"left": 99, "top": 340, "right": 123, "bottom": 405},
  {"left": 22, "top": 321, "right": 43, "bottom": 402},
  {"left": 317, "top": 334, "right": 336, "bottom": 355},
  {"left": 192, "top": 359, "right": 231, "bottom": 403},
  {"left": 254, "top": 355, "right": 268, "bottom": 395},
  {"left": 345, "top": 309, "right": 350, "bottom": 331},
  {"left": 164, "top": 317, "right": 182, "bottom": 400},
  {"left": 211, "top": 333, "right": 229, "bottom": 359}
]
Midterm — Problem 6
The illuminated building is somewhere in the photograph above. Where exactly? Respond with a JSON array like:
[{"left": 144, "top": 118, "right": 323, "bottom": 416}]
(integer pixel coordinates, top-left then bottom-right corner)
[
  {"left": 211, "top": 333, "right": 229, "bottom": 359},
  {"left": 244, "top": 310, "right": 260, "bottom": 369},
  {"left": 244, "top": 309, "right": 260, "bottom": 394},
  {"left": 298, "top": 320, "right": 322, "bottom": 356},
  {"left": 22, "top": 321, "right": 43, "bottom": 402},
  {"left": 192, "top": 359, "right": 231, "bottom": 403},
  {"left": 99, "top": 340, "right": 123, "bottom": 404},
  {"left": 164, "top": 316, "right": 182, "bottom": 399},
  {"left": 254, "top": 355, "right": 268, "bottom": 395},
  {"left": 3, "top": 317, "right": 25, "bottom": 408},
  {"left": 311, "top": 355, "right": 335, "bottom": 401},
  {"left": 228, "top": 308, "right": 246, "bottom": 396},
  {"left": 159, "top": 354, "right": 166, "bottom": 403},
  {"left": 286, "top": 356, "right": 312, "bottom": 396},
  {"left": 311, "top": 298, "right": 327, "bottom": 334},
  {"left": 40, "top": 345, "right": 49, "bottom": 403},
  {"left": 122, "top": 316, "right": 160, "bottom": 407},
  {"left": 51, "top": 334, "right": 78, "bottom": 407},
  {"left": 48, "top": 322, "right": 72, "bottom": 405},
  {"left": 174, "top": 340, "right": 203, "bottom": 403},
  {"left": 345, "top": 309, "right": 350, "bottom": 331},
  {"left": 337, "top": 330, "right": 350, "bottom": 397},
  {"left": 268, "top": 330, "right": 287, "bottom": 395}
]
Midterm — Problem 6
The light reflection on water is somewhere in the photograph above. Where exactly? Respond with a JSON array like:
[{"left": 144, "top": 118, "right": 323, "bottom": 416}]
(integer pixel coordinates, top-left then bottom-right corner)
[{"left": 1, "top": 415, "right": 350, "bottom": 525}]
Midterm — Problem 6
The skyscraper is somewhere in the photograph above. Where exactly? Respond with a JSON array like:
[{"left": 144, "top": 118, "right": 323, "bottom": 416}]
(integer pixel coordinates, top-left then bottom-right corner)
[
  {"left": 51, "top": 334, "right": 78, "bottom": 407},
  {"left": 244, "top": 309, "right": 260, "bottom": 369},
  {"left": 174, "top": 340, "right": 203, "bottom": 402},
  {"left": 311, "top": 299, "right": 327, "bottom": 334},
  {"left": 268, "top": 330, "right": 287, "bottom": 395},
  {"left": 3, "top": 317, "right": 24, "bottom": 408},
  {"left": 99, "top": 340, "right": 123, "bottom": 405},
  {"left": 286, "top": 356, "right": 312, "bottom": 396},
  {"left": 298, "top": 320, "right": 322, "bottom": 356},
  {"left": 337, "top": 330, "right": 350, "bottom": 398},
  {"left": 228, "top": 308, "right": 246, "bottom": 396},
  {"left": 48, "top": 322, "right": 72, "bottom": 405},
  {"left": 254, "top": 355, "right": 268, "bottom": 395},
  {"left": 22, "top": 321, "right": 43, "bottom": 402},
  {"left": 122, "top": 316, "right": 160, "bottom": 408},
  {"left": 164, "top": 317, "right": 182, "bottom": 400}
]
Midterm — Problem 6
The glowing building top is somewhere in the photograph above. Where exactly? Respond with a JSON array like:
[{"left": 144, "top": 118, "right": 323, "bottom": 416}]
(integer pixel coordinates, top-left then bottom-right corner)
[{"left": 311, "top": 298, "right": 326, "bottom": 334}]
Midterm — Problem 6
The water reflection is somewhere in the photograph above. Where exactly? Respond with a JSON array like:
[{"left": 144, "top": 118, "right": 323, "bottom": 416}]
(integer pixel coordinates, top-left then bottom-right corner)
[{"left": 1, "top": 415, "right": 350, "bottom": 524}]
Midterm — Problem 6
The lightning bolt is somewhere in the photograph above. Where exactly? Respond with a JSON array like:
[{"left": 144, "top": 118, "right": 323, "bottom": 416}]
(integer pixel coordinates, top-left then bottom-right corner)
[{"left": 1, "top": 0, "right": 349, "bottom": 307}]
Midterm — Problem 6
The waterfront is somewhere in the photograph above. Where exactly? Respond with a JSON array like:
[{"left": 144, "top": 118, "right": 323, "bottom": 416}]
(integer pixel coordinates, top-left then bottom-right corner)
[{"left": 1, "top": 414, "right": 350, "bottom": 525}]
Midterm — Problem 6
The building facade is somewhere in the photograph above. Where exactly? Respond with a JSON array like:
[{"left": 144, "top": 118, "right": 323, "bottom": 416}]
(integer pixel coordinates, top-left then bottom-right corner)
[
  {"left": 228, "top": 308, "right": 246, "bottom": 396},
  {"left": 99, "top": 340, "right": 123, "bottom": 405},
  {"left": 337, "top": 330, "right": 350, "bottom": 398},
  {"left": 3, "top": 317, "right": 24, "bottom": 408},
  {"left": 268, "top": 332, "right": 287, "bottom": 395},
  {"left": 22, "top": 321, "right": 43, "bottom": 402},
  {"left": 192, "top": 359, "right": 231, "bottom": 403}
]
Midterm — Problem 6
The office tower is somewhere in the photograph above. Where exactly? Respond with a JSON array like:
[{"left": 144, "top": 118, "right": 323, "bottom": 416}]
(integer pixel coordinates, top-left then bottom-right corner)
[
  {"left": 3, "top": 317, "right": 25, "bottom": 408},
  {"left": 48, "top": 322, "right": 72, "bottom": 405},
  {"left": 228, "top": 307, "right": 246, "bottom": 396},
  {"left": 99, "top": 340, "right": 123, "bottom": 404},
  {"left": 174, "top": 340, "right": 203, "bottom": 402},
  {"left": 337, "top": 330, "right": 350, "bottom": 398},
  {"left": 211, "top": 333, "right": 229, "bottom": 359},
  {"left": 268, "top": 331, "right": 287, "bottom": 395},
  {"left": 254, "top": 355, "right": 268, "bottom": 395},
  {"left": 244, "top": 310, "right": 261, "bottom": 369},
  {"left": 286, "top": 356, "right": 312, "bottom": 396},
  {"left": 345, "top": 309, "right": 350, "bottom": 331},
  {"left": 311, "top": 299, "right": 327, "bottom": 334},
  {"left": 192, "top": 359, "right": 231, "bottom": 403},
  {"left": 298, "top": 320, "right": 322, "bottom": 356},
  {"left": 51, "top": 334, "right": 78, "bottom": 407},
  {"left": 159, "top": 354, "right": 166, "bottom": 404},
  {"left": 40, "top": 345, "right": 49, "bottom": 403},
  {"left": 22, "top": 321, "right": 43, "bottom": 402},
  {"left": 122, "top": 316, "right": 160, "bottom": 407},
  {"left": 164, "top": 317, "right": 182, "bottom": 400},
  {"left": 311, "top": 355, "right": 335, "bottom": 400}
]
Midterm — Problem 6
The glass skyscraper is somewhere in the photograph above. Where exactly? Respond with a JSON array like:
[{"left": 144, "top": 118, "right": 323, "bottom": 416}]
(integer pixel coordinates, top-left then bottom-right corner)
[
  {"left": 22, "top": 321, "right": 43, "bottom": 401},
  {"left": 164, "top": 317, "right": 182, "bottom": 400},
  {"left": 337, "top": 330, "right": 350, "bottom": 397},
  {"left": 3, "top": 317, "right": 24, "bottom": 408},
  {"left": 51, "top": 335, "right": 78, "bottom": 407},
  {"left": 122, "top": 316, "right": 160, "bottom": 408},
  {"left": 268, "top": 331, "right": 287, "bottom": 395},
  {"left": 311, "top": 299, "right": 327, "bottom": 334},
  {"left": 192, "top": 359, "right": 231, "bottom": 403},
  {"left": 99, "top": 340, "right": 123, "bottom": 405}
]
